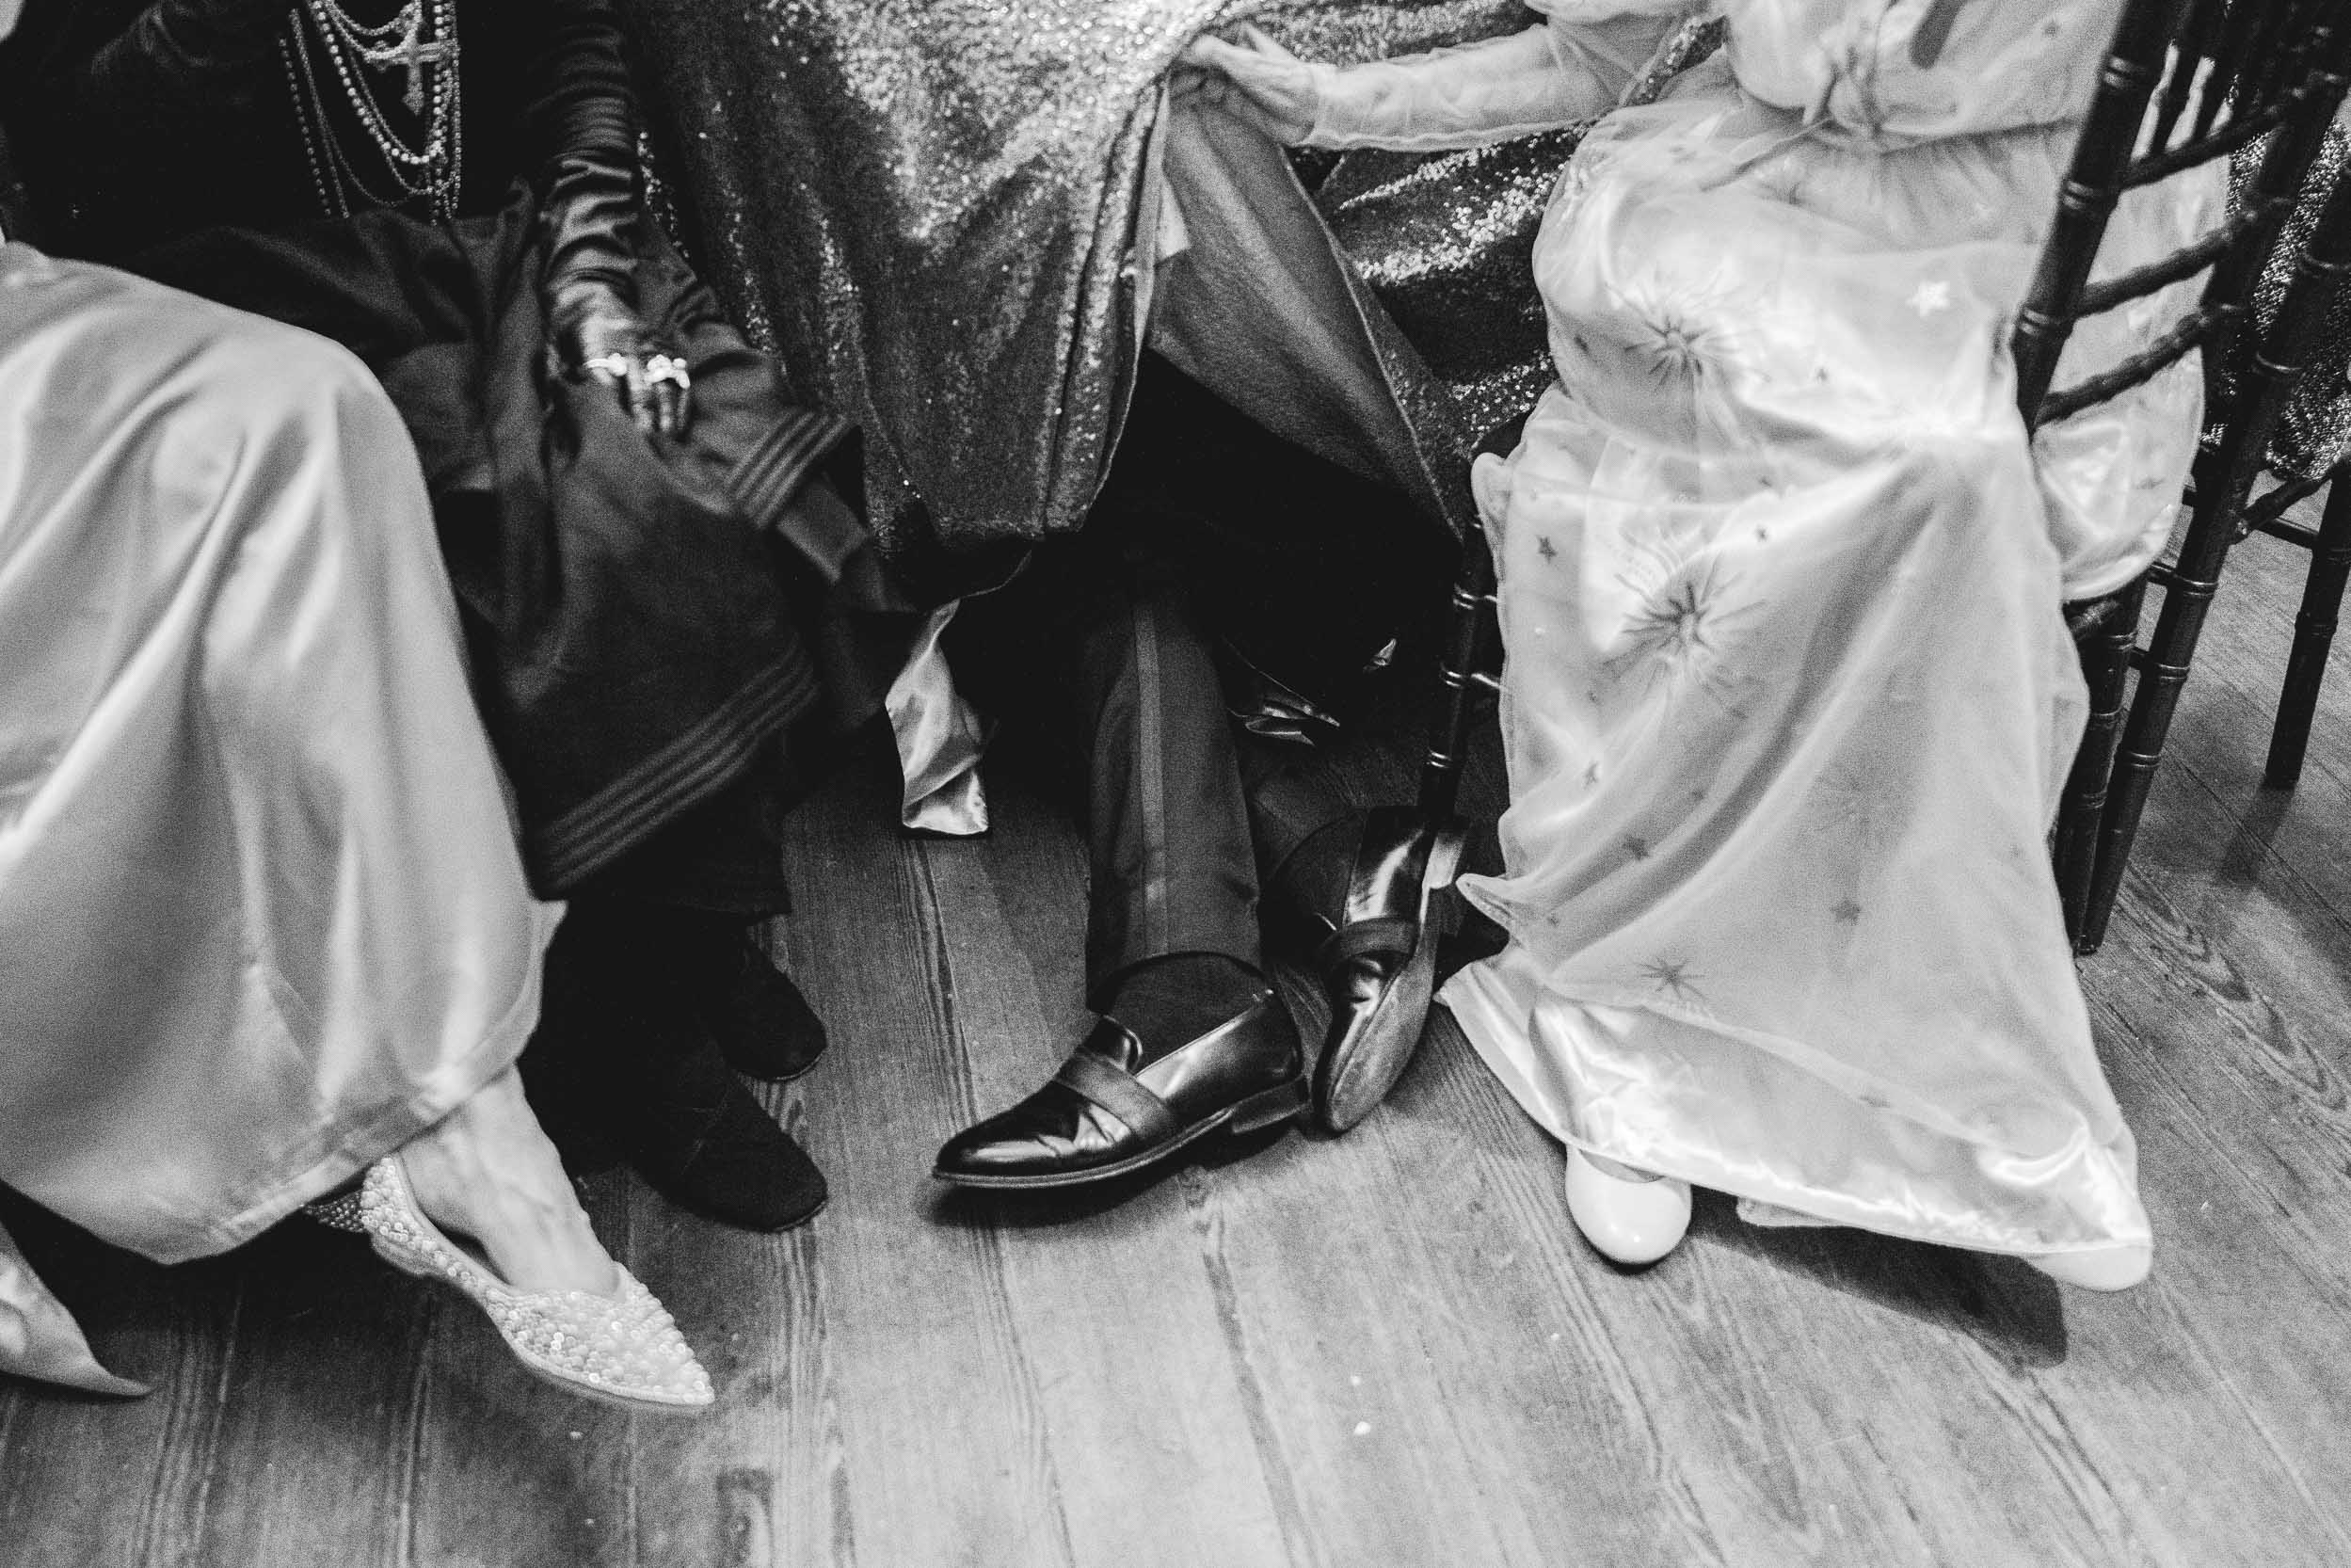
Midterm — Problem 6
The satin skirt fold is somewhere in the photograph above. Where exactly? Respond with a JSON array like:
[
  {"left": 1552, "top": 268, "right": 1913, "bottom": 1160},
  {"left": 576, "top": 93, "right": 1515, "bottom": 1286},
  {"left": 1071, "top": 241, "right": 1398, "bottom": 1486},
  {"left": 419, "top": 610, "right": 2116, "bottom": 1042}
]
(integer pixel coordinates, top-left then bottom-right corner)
[{"left": 0, "top": 248, "right": 558, "bottom": 1263}]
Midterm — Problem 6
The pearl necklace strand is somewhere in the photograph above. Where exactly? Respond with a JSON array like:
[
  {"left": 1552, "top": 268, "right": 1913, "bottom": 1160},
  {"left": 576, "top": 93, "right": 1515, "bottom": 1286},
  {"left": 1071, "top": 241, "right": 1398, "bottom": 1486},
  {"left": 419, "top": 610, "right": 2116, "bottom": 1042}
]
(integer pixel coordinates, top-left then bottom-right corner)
[{"left": 280, "top": 0, "right": 463, "bottom": 222}]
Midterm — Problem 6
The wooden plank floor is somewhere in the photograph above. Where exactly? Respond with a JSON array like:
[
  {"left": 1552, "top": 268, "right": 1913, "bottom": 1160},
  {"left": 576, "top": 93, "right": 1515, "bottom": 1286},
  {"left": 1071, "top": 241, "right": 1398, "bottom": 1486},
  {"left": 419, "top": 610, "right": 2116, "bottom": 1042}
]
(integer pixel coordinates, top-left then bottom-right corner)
[{"left": 5, "top": 500, "right": 2349, "bottom": 1568}]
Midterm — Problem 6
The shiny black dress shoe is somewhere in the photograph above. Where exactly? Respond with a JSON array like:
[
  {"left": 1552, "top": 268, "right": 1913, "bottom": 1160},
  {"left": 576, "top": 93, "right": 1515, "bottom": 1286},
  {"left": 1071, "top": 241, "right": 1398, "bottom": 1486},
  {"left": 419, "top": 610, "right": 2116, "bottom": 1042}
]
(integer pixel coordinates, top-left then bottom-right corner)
[
  {"left": 1311, "top": 805, "right": 1464, "bottom": 1134},
  {"left": 933, "top": 992, "right": 1307, "bottom": 1190}
]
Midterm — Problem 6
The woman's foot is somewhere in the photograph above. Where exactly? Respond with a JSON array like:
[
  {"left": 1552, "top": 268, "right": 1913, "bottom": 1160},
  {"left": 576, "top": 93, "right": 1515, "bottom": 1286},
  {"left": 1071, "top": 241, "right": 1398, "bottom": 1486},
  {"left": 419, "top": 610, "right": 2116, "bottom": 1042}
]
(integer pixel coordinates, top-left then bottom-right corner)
[
  {"left": 399, "top": 1067, "right": 618, "bottom": 1296},
  {"left": 347, "top": 1159, "right": 712, "bottom": 1413},
  {"left": 1564, "top": 1147, "right": 1692, "bottom": 1267}
]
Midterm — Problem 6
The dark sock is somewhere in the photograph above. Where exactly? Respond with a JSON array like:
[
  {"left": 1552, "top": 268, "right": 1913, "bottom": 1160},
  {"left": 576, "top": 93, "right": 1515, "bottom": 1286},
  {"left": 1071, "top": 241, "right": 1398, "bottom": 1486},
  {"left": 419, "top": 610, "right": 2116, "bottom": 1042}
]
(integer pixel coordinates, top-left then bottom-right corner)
[{"left": 1104, "top": 952, "right": 1264, "bottom": 1061}]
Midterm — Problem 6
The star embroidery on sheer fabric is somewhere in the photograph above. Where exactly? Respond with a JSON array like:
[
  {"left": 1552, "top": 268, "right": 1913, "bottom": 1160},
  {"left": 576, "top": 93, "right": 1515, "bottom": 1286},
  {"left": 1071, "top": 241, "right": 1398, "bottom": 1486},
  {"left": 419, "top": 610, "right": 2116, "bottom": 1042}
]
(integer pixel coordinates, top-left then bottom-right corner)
[
  {"left": 1639, "top": 955, "right": 1706, "bottom": 1007},
  {"left": 1831, "top": 898, "right": 1863, "bottom": 925},
  {"left": 1609, "top": 278, "right": 1738, "bottom": 392},
  {"left": 1537, "top": 536, "right": 1559, "bottom": 564},
  {"left": 1583, "top": 760, "right": 1604, "bottom": 787},
  {"left": 1908, "top": 279, "right": 1954, "bottom": 318},
  {"left": 1623, "top": 836, "right": 1654, "bottom": 862},
  {"left": 1605, "top": 549, "right": 1759, "bottom": 713}
]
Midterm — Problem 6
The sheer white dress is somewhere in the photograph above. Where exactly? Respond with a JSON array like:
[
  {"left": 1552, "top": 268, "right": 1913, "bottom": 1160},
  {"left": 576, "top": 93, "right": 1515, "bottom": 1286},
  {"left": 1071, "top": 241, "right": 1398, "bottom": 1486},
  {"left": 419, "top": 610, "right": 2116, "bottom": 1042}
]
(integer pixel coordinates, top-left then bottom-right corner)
[{"left": 1298, "top": 0, "right": 2220, "bottom": 1261}]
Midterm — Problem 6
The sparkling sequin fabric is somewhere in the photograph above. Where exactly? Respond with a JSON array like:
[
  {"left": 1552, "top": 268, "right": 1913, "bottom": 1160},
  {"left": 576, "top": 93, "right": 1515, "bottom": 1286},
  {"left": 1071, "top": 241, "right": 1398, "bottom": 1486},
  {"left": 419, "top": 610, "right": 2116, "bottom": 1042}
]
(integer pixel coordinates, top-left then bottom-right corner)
[
  {"left": 621, "top": 0, "right": 1543, "bottom": 548},
  {"left": 1317, "top": 17, "right": 1722, "bottom": 442},
  {"left": 2237, "top": 120, "right": 2351, "bottom": 481}
]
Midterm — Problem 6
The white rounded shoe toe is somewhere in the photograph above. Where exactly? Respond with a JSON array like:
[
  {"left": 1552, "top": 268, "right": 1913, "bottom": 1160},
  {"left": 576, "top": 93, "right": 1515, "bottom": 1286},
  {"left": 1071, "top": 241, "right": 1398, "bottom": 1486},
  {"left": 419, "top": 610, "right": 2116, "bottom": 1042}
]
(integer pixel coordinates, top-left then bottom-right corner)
[
  {"left": 2023, "top": 1243, "right": 2151, "bottom": 1292},
  {"left": 1563, "top": 1148, "right": 1692, "bottom": 1267}
]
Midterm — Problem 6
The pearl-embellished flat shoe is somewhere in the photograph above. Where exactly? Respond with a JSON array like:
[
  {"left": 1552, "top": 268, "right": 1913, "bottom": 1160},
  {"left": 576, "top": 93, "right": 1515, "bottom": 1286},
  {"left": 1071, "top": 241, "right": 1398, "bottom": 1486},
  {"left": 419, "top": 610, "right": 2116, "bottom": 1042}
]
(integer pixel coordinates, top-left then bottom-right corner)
[
  {"left": 312, "top": 1159, "right": 713, "bottom": 1414},
  {"left": 2024, "top": 1242, "right": 2151, "bottom": 1291},
  {"left": 1564, "top": 1147, "right": 1692, "bottom": 1267}
]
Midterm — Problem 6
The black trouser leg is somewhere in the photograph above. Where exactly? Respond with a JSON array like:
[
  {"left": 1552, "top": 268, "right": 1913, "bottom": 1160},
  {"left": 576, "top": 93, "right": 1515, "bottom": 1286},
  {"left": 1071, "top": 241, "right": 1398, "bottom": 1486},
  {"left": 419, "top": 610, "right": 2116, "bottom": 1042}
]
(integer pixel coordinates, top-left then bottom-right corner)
[
  {"left": 949, "top": 355, "right": 1450, "bottom": 1000},
  {"left": 1069, "top": 574, "right": 1263, "bottom": 1000},
  {"left": 949, "top": 537, "right": 1262, "bottom": 1006}
]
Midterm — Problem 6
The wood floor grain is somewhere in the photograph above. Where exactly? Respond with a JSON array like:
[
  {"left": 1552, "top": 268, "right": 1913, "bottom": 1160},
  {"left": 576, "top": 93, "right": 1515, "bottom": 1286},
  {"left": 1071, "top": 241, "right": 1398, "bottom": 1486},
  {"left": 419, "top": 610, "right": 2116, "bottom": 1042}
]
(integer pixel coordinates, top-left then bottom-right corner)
[{"left": 4, "top": 498, "right": 2348, "bottom": 1568}]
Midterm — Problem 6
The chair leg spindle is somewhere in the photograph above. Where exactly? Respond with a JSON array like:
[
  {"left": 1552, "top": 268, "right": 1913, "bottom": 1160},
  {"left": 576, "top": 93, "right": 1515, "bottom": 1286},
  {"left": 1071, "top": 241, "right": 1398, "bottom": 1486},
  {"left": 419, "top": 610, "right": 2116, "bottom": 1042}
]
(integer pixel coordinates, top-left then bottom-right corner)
[
  {"left": 2058, "top": 582, "right": 2145, "bottom": 949},
  {"left": 2081, "top": 580, "right": 2218, "bottom": 952},
  {"left": 2264, "top": 475, "right": 2351, "bottom": 789},
  {"left": 1418, "top": 532, "right": 1498, "bottom": 826}
]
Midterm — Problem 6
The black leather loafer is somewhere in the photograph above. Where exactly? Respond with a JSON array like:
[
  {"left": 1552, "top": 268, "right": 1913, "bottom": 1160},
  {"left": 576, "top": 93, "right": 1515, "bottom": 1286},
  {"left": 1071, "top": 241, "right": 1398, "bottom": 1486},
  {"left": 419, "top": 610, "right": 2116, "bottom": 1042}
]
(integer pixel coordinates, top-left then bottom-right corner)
[
  {"left": 933, "top": 992, "right": 1307, "bottom": 1190},
  {"left": 1310, "top": 805, "right": 1463, "bottom": 1134}
]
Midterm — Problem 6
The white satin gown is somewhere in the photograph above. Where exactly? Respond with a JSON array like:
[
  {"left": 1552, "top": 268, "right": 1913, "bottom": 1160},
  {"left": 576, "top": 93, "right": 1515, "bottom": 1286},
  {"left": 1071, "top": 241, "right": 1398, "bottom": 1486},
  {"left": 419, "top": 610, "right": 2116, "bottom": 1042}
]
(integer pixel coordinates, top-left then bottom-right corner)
[{"left": 0, "top": 246, "right": 560, "bottom": 1266}]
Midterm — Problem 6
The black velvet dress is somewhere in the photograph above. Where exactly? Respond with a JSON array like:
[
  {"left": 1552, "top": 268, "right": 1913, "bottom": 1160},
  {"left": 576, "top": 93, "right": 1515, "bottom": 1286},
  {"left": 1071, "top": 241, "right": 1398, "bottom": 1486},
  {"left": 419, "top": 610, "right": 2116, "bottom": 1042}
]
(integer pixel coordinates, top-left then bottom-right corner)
[{"left": 6, "top": 0, "right": 860, "bottom": 904}]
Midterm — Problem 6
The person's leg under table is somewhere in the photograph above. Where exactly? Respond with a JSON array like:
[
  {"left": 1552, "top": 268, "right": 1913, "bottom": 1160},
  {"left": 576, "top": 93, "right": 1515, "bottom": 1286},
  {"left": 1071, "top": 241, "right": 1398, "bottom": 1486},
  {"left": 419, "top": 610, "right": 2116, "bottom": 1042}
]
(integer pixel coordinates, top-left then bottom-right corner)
[
  {"left": 932, "top": 497, "right": 1309, "bottom": 1190},
  {"left": 1092, "top": 355, "right": 1467, "bottom": 1134}
]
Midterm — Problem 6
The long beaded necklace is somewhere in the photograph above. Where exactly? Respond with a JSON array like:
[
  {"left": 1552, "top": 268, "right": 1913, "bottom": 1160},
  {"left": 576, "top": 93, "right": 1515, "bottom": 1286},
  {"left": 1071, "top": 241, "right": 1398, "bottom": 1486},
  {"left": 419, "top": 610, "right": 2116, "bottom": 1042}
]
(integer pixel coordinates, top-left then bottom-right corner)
[{"left": 279, "top": 0, "right": 464, "bottom": 222}]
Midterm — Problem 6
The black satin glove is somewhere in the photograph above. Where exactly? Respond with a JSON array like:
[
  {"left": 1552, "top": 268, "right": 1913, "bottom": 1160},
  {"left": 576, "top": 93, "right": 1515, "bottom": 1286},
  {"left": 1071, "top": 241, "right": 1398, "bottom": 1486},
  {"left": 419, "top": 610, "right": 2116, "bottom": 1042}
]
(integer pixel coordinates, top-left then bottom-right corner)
[
  {"left": 550, "top": 276, "right": 692, "bottom": 438},
  {"left": 526, "top": 0, "right": 685, "bottom": 434}
]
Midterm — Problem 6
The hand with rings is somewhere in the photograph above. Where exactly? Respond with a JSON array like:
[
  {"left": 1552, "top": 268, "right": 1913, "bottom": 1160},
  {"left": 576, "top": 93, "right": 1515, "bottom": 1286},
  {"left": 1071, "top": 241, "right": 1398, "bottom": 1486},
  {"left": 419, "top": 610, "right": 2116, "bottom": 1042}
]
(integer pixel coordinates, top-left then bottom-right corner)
[{"left": 551, "top": 283, "right": 695, "bottom": 438}]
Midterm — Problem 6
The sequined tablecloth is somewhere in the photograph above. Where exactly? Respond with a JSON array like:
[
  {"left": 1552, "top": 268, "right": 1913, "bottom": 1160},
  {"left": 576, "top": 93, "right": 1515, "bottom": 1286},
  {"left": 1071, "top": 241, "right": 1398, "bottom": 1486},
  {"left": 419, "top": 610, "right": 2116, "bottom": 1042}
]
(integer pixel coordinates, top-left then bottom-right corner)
[
  {"left": 622, "top": 0, "right": 1546, "bottom": 550},
  {"left": 2244, "top": 120, "right": 2351, "bottom": 481}
]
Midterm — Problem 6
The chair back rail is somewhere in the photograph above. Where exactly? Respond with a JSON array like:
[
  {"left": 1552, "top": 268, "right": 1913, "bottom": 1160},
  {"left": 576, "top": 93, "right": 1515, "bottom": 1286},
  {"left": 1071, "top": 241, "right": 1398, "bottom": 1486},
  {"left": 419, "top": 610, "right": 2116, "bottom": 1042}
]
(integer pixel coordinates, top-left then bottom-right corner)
[
  {"left": 2016, "top": 0, "right": 2351, "bottom": 431},
  {"left": 2037, "top": 0, "right": 2351, "bottom": 951}
]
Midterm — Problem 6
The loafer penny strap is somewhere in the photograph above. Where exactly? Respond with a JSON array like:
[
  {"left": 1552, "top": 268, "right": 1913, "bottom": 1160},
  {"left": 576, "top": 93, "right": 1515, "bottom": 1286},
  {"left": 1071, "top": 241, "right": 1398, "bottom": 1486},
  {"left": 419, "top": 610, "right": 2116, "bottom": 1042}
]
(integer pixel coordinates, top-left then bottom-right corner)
[
  {"left": 1052, "top": 1052, "right": 1182, "bottom": 1144},
  {"left": 1318, "top": 915, "right": 1420, "bottom": 970}
]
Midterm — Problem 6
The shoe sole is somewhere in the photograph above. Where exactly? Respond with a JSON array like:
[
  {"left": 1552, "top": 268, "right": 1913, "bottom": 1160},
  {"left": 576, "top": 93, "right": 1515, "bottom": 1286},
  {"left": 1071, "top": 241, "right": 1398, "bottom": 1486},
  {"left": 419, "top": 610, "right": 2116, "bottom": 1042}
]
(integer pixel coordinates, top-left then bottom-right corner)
[
  {"left": 720, "top": 1039, "right": 827, "bottom": 1084},
  {"left": 1312, "top": 826, "right": 1465, "bottom": 1135},
  {"left": 659, "top": 1184, "right": 830, "bottom": 1234},
  {"left": 930, "top": 1077, "right": 1308, "bottom": 1191}
]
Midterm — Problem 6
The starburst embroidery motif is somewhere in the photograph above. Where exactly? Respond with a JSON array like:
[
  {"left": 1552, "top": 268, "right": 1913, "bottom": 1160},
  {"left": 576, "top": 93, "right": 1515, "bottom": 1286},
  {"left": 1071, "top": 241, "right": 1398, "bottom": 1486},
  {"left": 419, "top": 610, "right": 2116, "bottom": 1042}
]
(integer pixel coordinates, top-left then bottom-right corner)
[
  {"left": 1623, "top": 836, "right": 1654, "bottom": 863},
  {"left": 1831, "top": 898, "right": 1863, "bottom": 925},
  {"left": 1604, "top": 551, "right": 1758, "bottom": 713},
  {"left": 1584, "top": 760, "right": 1604, "bottom": 787},
  {"left": 1908, "top": 280, "right": 1954, "bottom": 318},
  {"left": 1536, "top": 536, "right": 1559, "bottom": 564},
  {"left": 1607, "top": 276, "right": 1743, "bottom": 394},
  {"left": 1639, "top": 955, "right": 1706, "bottom": 1008},
  {"left": 1628, "top": 303, "right": 1728, "bottom": 389}
]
